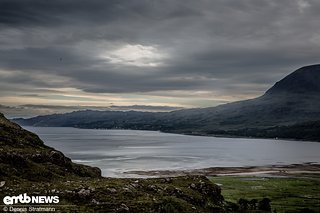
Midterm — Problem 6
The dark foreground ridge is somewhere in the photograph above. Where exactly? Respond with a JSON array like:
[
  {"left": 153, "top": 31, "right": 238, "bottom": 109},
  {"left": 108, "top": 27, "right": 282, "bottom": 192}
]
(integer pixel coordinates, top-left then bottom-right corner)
[
  {"left": 14, "top": 64, "right": 320, "bottom": 142},
  {"left": 0, "top": 113, "right": 101, "bottom": 181},
  {"left": 0, "top": 113, "right": 225, "bottom": 212}
]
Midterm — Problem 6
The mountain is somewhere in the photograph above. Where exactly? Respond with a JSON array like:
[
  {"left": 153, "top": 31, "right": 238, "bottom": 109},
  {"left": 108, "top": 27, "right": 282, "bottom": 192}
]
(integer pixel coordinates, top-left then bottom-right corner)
[
  {"left": 157, "top": 64, "right": 320, "bottom": 137},
  {"left": 13, "top": 64, "right": 320, "bottom": 141},
  {"left": 265, "top": 64, "right": 320, "bottom": 95}
]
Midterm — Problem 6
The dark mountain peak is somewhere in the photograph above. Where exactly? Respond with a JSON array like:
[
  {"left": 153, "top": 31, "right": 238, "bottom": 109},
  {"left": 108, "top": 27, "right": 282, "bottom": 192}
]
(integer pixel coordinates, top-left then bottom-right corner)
[{"left": 265, "top": 64, "right": 320, "bottom": 95}]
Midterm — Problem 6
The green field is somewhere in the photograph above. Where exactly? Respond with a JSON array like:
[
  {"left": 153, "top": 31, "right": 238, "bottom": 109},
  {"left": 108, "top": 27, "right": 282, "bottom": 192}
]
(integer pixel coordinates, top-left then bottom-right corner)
[{"left": 210, "top": 175, "right": 320, "bottom": 212}]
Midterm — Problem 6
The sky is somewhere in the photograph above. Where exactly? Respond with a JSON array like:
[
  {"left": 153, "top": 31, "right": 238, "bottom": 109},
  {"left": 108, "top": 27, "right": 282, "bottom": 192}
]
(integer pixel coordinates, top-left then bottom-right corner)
[{"left": 1, "top": 0, "right": 320, "bottom": 117}]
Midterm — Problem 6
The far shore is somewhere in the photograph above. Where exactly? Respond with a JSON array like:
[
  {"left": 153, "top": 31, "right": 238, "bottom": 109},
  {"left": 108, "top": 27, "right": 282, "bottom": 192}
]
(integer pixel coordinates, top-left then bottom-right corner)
[
  {"left": 124, "top": 163, "right": 320, "bottom": 177},
  {"left": 22, "top": 124, "right": 320, "bottom": 143}
]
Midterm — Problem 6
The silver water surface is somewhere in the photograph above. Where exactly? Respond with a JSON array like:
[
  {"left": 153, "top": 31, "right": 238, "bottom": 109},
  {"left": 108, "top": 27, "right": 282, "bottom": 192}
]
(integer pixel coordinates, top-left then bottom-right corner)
[{"left": 24, "top": 127, "right": 320, "bottom": 177}]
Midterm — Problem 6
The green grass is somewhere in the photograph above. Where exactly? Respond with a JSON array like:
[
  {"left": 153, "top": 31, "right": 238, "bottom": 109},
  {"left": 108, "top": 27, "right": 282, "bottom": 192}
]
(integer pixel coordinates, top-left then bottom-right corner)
[{"left": 210, "top": 175, "right": 320, "bottom": 212}]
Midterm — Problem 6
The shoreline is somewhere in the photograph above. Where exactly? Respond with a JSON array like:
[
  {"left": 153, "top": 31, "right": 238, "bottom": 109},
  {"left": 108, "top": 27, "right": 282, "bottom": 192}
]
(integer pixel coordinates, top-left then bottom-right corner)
[{"left": 124, "top": 163, "right": 320, "bottom": 177}]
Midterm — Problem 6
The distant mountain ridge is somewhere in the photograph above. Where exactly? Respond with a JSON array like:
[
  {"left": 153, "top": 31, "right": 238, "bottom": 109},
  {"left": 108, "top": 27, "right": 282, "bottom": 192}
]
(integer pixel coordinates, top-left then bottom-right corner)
[{"left": 13, "top": 64, "right": 320, "bottom": 141}]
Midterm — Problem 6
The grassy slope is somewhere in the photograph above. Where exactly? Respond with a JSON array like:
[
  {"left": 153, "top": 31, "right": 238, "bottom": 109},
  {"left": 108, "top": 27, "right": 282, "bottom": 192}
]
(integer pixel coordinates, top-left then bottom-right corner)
[
  {"left": 0, "top": 113, "right": 101, "bottom": 180},
  {"left": 210, "top": 175, "right": 320, "bottom": 213}
]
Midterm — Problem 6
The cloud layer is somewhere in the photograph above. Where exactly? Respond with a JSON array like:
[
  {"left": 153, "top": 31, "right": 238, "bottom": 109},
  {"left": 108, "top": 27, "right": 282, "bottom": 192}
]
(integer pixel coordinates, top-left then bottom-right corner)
[{"left": 1, "top": 0, "right": 320, "bottom": 116}]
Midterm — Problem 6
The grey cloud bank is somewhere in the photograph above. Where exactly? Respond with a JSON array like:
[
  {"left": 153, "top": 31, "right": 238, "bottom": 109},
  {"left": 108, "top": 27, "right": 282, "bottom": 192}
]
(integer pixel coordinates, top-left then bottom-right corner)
[{"left": 0, "top": 0, "right": 319, "bottom": 116}]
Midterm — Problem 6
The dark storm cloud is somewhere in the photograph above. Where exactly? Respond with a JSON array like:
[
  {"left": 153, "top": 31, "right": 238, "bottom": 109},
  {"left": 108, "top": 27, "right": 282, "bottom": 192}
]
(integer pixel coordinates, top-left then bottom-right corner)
[
  {"left": 0, "top": 0, "right": 203, "bottom": 25},
  {"left": 0, "top": 0, "right": 122, "bottom": 26},
  {"left": 0, "top": 0, "right": 320, "bottom": 98}
]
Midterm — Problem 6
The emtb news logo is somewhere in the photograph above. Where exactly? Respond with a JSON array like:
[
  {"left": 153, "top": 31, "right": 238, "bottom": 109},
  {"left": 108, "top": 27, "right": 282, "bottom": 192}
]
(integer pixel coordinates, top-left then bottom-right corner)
[{"left": 3, "top": 193, "right": 59, "bottom": 205}]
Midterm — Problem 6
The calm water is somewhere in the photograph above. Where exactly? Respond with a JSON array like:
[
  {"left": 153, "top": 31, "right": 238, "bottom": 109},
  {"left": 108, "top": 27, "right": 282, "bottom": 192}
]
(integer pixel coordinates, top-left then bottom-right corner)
[{"left": 24, "top": 127, "right": 320, "bottom": 177}]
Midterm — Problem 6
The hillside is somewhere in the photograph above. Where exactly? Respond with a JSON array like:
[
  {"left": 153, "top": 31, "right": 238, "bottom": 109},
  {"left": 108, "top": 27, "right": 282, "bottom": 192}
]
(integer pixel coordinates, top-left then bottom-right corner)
[
  {"left": 265, "top": 64, "right": 320, "bottom": 95},
  {"left": 0, "top": 112, "right": 226, "bottom": 212},
  {"left": 13, "top": 64, "right": 320, "bottom": 141},
  {"left": 0, "top": 113, "right": 101, "bottom": 180}
]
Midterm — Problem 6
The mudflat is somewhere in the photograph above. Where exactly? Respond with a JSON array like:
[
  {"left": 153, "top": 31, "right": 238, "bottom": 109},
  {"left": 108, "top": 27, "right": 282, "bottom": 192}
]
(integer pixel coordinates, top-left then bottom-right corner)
[{"left": 125, "top": 163, "right": 320, "bottom": 177}]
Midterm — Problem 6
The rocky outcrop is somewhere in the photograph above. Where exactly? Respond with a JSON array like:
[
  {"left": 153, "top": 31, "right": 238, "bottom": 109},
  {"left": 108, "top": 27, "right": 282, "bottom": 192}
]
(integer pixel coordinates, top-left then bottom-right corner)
[
  {"left": 0, "top": 113, "right": 101, "bottom": 180},
  {"left": 0, "top": 174, "right": 225, "bottom": 212}
]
